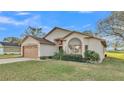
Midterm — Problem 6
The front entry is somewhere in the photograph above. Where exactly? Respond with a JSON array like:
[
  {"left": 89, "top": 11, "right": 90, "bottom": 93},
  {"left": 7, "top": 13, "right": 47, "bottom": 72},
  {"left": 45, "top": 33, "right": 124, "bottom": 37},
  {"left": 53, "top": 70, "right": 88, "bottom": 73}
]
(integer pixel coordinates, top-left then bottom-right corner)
[{"left": 23, "top": 45, "right": 38, "bottom": 58}]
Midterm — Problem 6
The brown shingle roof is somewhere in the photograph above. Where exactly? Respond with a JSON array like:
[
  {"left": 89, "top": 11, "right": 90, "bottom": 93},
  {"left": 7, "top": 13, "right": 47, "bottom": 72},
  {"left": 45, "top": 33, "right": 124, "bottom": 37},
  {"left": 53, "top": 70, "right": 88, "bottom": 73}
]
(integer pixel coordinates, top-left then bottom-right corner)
[
  {"left": 44, "top": 27, "right": 73, "bottom": 38},
  {"left": 22, "top": 35, "right": 55, "bottom": 45}
]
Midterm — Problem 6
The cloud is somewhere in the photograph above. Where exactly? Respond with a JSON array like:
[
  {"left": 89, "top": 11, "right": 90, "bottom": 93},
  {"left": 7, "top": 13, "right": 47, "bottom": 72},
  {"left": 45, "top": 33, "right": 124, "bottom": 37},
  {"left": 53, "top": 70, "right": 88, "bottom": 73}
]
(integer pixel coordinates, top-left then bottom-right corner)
[
  {"left": 16, "top": 12, "right": 31, "bottom": 16},
  {"left": 64, "top": 25, "right": 75, "bottom": 29},
  {"left": 0, "top": 15, "right": 41, "bottom": 26},
  {"left": 23, "top": 15, "right": 41, "bottom": 26},
  {"left": 0, "top": 16, "right": 23, "bottom": 25},
  {"left": 41, "top": 26, "right": 52, "bottom": 33},
  {"left": 78, "top": 11, "right": 95, "bottom": 13},
  {"left": 82, "top": 24, "right": 91, "bottom": 28}
]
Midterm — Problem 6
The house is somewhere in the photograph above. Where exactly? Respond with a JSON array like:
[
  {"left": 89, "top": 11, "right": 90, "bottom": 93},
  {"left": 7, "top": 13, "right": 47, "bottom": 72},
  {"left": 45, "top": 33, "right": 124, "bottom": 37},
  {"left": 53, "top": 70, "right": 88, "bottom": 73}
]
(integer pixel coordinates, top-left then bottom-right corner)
[
  {"left": 0, "top": 42, "right": 21, "bottom": 55},
  {"left": 21, "top": 27, "right": 106, "bottom": 63}
]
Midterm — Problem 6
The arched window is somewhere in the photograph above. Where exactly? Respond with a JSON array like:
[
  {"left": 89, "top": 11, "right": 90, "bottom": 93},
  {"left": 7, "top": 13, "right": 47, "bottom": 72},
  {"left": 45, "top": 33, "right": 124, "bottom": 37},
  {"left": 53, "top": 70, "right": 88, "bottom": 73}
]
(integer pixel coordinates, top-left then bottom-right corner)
[{"left": 68, "top": 38, "right": 82, "bottom": 54}]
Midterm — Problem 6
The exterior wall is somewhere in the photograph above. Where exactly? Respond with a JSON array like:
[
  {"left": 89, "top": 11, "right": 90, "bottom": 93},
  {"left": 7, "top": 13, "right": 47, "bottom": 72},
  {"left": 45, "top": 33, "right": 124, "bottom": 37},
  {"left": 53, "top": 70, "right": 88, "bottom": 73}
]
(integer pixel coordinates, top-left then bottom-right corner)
[
  {"left": 63, "top": 33, "right": 87, "bottom": 56},
  {"left": 40, "top": 44, "right": 58, "bottom": 57},
  {"left": 21, "top": 37, "right": 41, "bottom": 57},
  {"left": 0, "top": 44, "right": 4, "bottom": 55},
  {"left": 45, "top": 29, "right": 71, "bottom": 42},
  {"left": 63, "top": 33, "right": 105, "bottom": 63},
  {"left": 87, "top": 39, "right": 105, "bottom": 63},
  {"left": 3, "top": 46, "right": 21, "bottom": 54},
  {"left": 21, "top": 37, "right": 40, "bottom": 46}
]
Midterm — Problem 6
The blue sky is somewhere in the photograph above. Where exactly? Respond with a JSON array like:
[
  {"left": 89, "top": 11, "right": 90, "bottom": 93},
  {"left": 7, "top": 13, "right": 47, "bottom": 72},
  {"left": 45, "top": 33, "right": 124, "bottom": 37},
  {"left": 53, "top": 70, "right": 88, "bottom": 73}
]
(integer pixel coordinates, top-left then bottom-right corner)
[{"left": 0, "top": 11, "right": 111, "bottom": 41}]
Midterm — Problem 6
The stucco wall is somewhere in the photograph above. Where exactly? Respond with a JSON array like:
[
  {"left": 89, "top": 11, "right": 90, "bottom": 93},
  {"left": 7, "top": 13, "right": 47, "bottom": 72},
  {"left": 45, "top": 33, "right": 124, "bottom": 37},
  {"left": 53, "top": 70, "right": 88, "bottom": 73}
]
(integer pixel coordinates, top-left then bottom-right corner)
[
  {"left": 45, "top": 29, "right": 71, "bottom": 42},
  {"left": 63, "top": 33, "right": 105, "bottom": 63},
  {"left": 63, "top": 33, "right": 87, "bottom": 55},
  {"left": 40, "top": 44, "right": 58, "bottom": 57},
  {"left": 88, "top": 38, "right": 105, "bottom": 63},
  {"left": 21, "top": 37, "right": 40, "bottom": 46}
]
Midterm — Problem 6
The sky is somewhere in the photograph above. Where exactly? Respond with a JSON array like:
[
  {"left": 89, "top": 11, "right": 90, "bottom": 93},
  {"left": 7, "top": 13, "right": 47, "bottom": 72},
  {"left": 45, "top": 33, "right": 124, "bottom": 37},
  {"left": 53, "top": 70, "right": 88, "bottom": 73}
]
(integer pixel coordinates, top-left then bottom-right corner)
[{"left": 0, "top": 11, "right": 111, "bottom": 41}]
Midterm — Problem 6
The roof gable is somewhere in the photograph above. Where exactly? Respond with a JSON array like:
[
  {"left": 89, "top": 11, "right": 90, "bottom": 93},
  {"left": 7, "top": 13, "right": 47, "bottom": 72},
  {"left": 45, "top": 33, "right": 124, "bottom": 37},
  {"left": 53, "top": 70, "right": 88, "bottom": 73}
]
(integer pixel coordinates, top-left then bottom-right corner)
[
  {"left": 22, "top": 35, "right": 55, "bottom": 45},
  {"left": 44, "top": 27, "right": 72, "bottom": 38},
  {"left": 44, "top": 27, "right": 92, "bottom": 39}
]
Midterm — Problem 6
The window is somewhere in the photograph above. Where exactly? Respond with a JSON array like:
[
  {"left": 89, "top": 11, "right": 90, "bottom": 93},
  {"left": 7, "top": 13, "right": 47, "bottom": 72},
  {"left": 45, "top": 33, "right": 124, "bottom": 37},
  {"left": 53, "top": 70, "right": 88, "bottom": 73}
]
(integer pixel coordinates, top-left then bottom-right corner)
[
  {"left": 68, "top": 38, "right": 82, "bottom": 54},
  {"left": 85, "top": 45, "right": 88, "bottom": 51}
]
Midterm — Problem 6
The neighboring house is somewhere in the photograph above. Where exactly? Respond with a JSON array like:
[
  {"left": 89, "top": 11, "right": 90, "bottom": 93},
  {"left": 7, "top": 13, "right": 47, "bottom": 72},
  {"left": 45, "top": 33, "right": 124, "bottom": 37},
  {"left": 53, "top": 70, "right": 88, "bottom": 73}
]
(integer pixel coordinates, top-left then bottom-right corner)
[
  {"left": 21, "top": 27, "right": 106, "bottom": 63},
  {"left": 0, "top": 42, "right": 21, "bottom": 55}
]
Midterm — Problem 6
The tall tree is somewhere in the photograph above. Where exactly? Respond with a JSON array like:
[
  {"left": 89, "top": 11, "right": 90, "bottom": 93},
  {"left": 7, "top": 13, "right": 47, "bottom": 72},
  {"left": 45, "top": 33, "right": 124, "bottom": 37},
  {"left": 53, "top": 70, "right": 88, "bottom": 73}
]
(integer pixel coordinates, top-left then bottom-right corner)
[
  {"left": 3, "top": 37, "right": 21, "bottom": 44},
  {"left": 82, "top": 30, "right": 94, "bottom": 36},
  {"left": 111, "top": 37, "right": 122, "bottom": 50},
  {"left": 97, "top": 11, "right": 124, "bottom": 40},
  {"left": 23, "top": 26, "right": 46, "bottom": 37}
]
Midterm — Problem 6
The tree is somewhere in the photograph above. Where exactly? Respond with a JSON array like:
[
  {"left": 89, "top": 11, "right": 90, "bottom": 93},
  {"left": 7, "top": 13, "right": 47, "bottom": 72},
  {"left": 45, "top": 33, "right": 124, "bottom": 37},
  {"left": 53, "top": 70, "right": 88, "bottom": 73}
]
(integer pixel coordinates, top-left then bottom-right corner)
[
  {"left": 23, "top": 26, "right": 46, "bottom": 37},
  {"left": 82, "top": 30, "right": 94, "bottom": 36},
  {"left": 112, "top": 38, "right": 122, "bottom": 50},
  {"left": 105, "top": 36, "right": 124, "bottom": 51},
  {"left": 3, "top": 37, "right": 21, "bottom": 44},
  {"left": 97, "top": 11, "right": 124, "bottom": 40}
]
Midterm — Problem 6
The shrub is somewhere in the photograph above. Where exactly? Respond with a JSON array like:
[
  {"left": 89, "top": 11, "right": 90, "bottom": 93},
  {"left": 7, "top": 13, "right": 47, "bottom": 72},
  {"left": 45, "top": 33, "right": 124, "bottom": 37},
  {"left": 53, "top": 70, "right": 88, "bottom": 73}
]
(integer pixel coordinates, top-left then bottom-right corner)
[
  {"left": 53, "top": 48, "right": 64, "bottom": 60},
  {"left": 52, "top": 52, "right": 62, "bottom": 60},
  {"left": 84, "top": 50, "right": 100, "bottom": 63},
  {"left": 40, "top": 56, "right": 52, "bottom": 60},
  {"left": 53, "top": 50, "right": 100, "bottom": 63},
  {"left": 62, "top": 54, "right": 83, "bottom": 62},
  {"left": 53, "top": 52, "right": 83, "bottom": 62},
  {"left": 40, "top": 56, "right": 47, "bottom": 59}
]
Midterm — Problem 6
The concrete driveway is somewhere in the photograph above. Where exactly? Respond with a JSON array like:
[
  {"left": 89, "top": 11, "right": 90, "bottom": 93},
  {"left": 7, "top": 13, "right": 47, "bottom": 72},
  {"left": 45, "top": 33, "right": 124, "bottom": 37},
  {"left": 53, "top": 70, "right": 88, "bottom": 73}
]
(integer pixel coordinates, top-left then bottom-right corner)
[{"left": 0, "top": 58, "right": 34, "bottom": 64}]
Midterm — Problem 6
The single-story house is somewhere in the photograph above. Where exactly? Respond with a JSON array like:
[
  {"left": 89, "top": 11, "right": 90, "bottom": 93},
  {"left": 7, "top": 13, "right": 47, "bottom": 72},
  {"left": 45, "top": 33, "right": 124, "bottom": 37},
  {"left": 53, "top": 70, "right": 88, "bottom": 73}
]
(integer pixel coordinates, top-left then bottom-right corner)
[
  {"left": 0, "top": 42, "right": 21, "bottom": 55},
  {"left": 21, "top": 27, "right": 106, "bottom": 63}
]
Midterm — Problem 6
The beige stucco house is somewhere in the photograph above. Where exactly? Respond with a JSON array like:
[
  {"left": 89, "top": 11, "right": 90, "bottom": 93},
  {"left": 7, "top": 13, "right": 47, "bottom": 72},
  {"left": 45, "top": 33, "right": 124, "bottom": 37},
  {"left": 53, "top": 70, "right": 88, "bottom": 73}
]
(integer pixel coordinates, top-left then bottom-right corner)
[{"left": 21, "top": 27, "right": 106, "bottom": 63}]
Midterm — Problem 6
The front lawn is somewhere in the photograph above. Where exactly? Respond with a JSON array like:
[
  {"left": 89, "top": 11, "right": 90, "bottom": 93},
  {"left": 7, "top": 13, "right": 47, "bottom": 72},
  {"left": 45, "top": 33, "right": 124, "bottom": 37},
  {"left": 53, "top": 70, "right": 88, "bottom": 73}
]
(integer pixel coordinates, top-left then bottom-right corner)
[
  {"left": 0, "top": 54, "right": 21, "bottom": 59},
  {"left": 0, "top": 57, "right": 124, "bottom": 80}
]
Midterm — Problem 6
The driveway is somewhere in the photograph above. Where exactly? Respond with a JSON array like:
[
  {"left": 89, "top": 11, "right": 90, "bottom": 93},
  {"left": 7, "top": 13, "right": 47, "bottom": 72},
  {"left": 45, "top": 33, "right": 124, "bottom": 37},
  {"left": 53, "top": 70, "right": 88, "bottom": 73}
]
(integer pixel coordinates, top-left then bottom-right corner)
[{"left": 0, "top": 58, "right": 34, "bottom": 64}]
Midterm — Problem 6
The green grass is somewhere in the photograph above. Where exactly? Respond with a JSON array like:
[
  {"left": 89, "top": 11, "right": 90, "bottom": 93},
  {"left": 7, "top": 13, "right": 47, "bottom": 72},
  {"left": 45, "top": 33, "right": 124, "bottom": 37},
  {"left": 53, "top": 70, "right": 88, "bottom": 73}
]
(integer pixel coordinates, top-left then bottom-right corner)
[
  {"left": 0, "top": 57, "right": 124, "bottom": 80},
  {"left": 0, "top": 54, "right": 21, "bottom": 59},
  {"left": 0, "top": 51, "right": 123, "bottom": 80}
]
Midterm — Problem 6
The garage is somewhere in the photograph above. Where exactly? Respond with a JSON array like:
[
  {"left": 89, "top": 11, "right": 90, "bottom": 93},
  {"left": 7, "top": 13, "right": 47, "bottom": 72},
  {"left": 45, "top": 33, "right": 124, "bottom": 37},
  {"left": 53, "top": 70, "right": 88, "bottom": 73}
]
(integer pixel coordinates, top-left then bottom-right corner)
[
  {"left": 23, "top": 45, "right": 38, "bottom": 58},
  {"left": 21, "top": 35, "right": 56, "bottom": 58}
]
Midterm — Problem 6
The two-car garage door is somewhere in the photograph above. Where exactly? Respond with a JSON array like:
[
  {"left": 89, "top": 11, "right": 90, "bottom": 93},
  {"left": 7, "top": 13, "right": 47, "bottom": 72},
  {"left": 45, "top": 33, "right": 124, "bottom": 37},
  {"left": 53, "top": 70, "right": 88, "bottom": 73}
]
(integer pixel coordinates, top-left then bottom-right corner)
[{"left": 23, "top": 45, "right": 38, "bottom": 58}]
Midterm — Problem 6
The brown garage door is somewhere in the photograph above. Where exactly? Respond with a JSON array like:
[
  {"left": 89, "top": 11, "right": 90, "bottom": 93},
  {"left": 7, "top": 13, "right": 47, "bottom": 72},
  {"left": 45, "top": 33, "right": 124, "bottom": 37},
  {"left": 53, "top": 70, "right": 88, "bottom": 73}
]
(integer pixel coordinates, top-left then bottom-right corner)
[{"left": 23, "top": 45, "right": 38, "bottom": 58}]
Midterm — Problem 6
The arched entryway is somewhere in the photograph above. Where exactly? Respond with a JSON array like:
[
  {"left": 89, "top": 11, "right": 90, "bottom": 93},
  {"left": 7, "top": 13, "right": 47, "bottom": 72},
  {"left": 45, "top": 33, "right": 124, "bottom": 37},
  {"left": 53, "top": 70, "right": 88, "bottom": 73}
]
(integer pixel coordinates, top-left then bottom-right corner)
[{"left": 68, "top": 38, "right": 82, "bottom": 54}]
